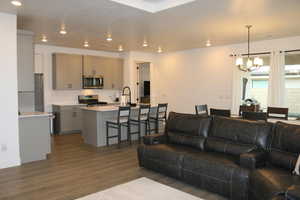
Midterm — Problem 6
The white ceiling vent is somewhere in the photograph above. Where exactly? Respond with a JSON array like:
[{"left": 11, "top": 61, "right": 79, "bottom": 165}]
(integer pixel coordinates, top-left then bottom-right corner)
[{"left": 109, "top": 0, "right": 196, "bottom": 13}]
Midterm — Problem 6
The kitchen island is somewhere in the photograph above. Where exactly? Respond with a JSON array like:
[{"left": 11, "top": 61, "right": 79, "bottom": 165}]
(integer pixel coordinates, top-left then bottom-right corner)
[{"left": 81, "top": 105, "right": 158, "bottom": 147}]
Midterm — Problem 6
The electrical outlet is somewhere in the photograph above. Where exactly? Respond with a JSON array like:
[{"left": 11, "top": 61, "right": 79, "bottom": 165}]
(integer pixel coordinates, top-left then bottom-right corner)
[{"left": 1, "top": 144, "right": 7, "bottom": 152}]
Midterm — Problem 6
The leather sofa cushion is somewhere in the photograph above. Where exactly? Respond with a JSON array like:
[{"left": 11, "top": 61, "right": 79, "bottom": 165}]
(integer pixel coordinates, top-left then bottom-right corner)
[
  {"left": 206, "top": 137, "right": 256, "bottom": 156},
  {"left": 166, "top": 112, "right": 211, "bottom": 137},
  {"left": 182, "top": 151, "right": 249, "bottom": 199},
  {"left": 168, "top": 131, "right": 205, "bottom": 150},
  {"left": 249, "top": 166, "right": 300, "bottom": 200},
  {"left": 269, "top": 122, "right": 300, "bottom": 171},
  {"left": 138, "top": 144, "right": 204, "bottom": 178},
  {"left": 269, "top": 150, "right": 297, "bottom": 171},
  {"left": 209, "top": 116, "right": 272, "bottom": 149},
  {"left": 272, "top": 122, "right": 300, "bottom": 153}
]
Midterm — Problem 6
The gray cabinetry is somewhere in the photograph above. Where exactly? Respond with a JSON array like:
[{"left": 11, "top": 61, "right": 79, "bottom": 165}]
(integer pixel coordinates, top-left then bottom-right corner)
[
  {"left": 83, "top": 55, "right": 123, "bottom": 90},
  {"left": 52, "top": 53, "right": 83, "bottom": 90},
  {"left": 53, "top": 105, "right": 83, "bottom": 134},
  {"left": 17, "top": 30, "right": 34, "bottom": 92}
]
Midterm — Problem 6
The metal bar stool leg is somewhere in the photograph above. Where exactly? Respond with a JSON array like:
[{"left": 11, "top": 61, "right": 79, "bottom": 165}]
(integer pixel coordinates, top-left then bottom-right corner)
[
  {"left": 155, "top": 119, "right": 159, "bottom": 133},
  {"left": 106, "top": 122, "right": 109, "bottom": 147},
  {"left": 118, "top": 124, "right": 121, "bottom": 148},
  {"left": 138, "top": 122, "right": 141, "bottom": 144},
  {"left": 128, "top": 122, "right": 132, "bottom": 145}
]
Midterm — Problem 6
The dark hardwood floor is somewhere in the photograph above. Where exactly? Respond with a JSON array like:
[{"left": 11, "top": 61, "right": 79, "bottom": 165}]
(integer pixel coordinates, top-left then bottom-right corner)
[{"left": 0, "top": 134, "right": 225, "bottom": 200}]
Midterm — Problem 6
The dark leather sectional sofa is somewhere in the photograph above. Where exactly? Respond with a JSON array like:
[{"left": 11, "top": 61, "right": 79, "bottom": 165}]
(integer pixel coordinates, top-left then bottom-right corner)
[{"left": 137, "top": 112, "right": 300, "bottom": 200}]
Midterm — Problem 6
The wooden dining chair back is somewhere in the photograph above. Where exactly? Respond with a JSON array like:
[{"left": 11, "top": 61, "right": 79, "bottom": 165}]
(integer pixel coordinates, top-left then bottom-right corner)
[
  {"left": 239, "top": 105, "right": 256, "bottom": 116},
  {"left": 242, "top": 111, "right": 267, "bottom": 122},
  {"left": 267, "top": 107, "right": 289, "bottom": 120},
  {"left": 195, "top": 104, "right": 208, "bottom": 116},
  {"left": 210, "top": 108, "right": 231, "bottom": 117}
]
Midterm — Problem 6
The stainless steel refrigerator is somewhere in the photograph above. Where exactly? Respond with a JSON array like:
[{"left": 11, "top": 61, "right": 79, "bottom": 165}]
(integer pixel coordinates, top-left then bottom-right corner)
[{"left": 34, "top": 73, "right": 45, "bottom": 112}]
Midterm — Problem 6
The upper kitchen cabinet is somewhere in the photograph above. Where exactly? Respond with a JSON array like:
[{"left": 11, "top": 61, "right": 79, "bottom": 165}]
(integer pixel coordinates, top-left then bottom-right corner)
[
  {"left": 52, "top": 53, "right": 83, "bottom": 90},
  {"left": 104, "top": 58, "right": 123, "bottom": 90},
  {"left": 17, "top": 30, "right": 34, "bottom": 92},
  {"left": 83, "top": 55, "right": 123, "bottom": 90},
  {"left": 83, "top": 55, "right": 106, "bottom": 76}
]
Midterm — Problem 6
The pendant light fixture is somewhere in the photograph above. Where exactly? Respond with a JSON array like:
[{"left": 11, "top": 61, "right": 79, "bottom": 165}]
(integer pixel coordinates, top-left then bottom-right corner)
[{"left": 236, "top": 25, "right": 263, "bottom": 72}]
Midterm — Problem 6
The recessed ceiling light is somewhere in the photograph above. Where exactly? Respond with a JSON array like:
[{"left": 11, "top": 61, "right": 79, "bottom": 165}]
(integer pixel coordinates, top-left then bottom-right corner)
[
  {"left": 11, "top": 0, "right": 22, "bottom": 6},
  {"left": 157, "top": 46, "right": 162, "bottom": 53},
  {"left": 206, "top": 40, "right": 211, "bottom": 47},
  {"left": 118, "top": 45, "right": 123, "bottom": 52},
  {"left": 41, "top": 35, "right": 48, "bottom": 43},
  {"left": 84, "top": 41, "right": 89, "bottom": 48},
  {"left": 106, "top": 34, "right": 112, "bottom": 42},
  {"left": 59, "top": 26, "right": 67, "bottom": 35},
  {"left": 142, "top": 41, "right": 148, "bottom": 47}
]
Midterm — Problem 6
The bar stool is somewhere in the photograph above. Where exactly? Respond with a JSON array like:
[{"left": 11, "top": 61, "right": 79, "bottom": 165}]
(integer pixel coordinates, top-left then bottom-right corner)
[
  {"left": 106, "top": 106, "right": 131, "bottom": 148},
  {"left": 150, "top": 103, "right": 168, "bottom": 134},
  {"left": 129, "top": 104, "right": 151, "bottom": 144}
]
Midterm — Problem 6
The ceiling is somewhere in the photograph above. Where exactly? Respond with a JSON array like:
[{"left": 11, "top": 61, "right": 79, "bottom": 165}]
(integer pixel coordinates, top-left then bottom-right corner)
[
  {"left": 109, "top": 0, "right": 196, "bottom": 13},
  {"left": 1, "top": 0, "right": 300, "bottom": 53}
]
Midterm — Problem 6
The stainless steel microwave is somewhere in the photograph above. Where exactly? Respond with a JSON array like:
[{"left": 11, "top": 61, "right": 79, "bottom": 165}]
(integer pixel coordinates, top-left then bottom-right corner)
[{"left": 82, "top": 75, "right": 104, "bottom": 89}]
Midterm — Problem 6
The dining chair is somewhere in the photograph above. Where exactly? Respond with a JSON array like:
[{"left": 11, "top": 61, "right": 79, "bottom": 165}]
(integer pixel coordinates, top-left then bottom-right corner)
[
  {"left": 210, "top": 108, "right": 231, "bottom": 117},
  {"left": 239, "top": 105, "right": 256, "bottom": 116},
  {"left": 267, "top": 107, "right": 289, "bottom": 120},
  {"left": 195, "top": 104, "right": 208, "bottom": 116},
  {"left": 242, "top": 111, "right": 267, "bottom": 122}
]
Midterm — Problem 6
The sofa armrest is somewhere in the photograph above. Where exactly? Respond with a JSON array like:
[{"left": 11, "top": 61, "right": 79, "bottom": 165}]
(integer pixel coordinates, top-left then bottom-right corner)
[
  {"left": 143, "top": 134, "right": 167, "bottom": 145},
  {"left": 239, "top": 150, "right": 267, "bottom": 170},
  {"left": 287, "top": 185, "right": 300, "bottom": 200}
]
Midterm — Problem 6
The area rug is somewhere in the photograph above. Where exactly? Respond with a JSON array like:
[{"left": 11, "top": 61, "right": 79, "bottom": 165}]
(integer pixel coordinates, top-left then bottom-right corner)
[{"left": 76, "top": 177, "right": 203, "bottom": 200}]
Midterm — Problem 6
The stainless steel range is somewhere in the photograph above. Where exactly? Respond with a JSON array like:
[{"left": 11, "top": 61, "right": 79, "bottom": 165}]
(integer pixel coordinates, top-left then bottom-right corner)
[{"left": 78, "top": 95, "right": 108, "bottom": 107}]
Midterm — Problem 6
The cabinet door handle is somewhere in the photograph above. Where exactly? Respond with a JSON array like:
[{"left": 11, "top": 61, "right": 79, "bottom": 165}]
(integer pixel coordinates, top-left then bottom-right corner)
[
  {"left": 67, "top": 84, "right": 72, "bottom": 89},
  {"left": 72, "top": 112, "right": 77, "bottom": 117}
]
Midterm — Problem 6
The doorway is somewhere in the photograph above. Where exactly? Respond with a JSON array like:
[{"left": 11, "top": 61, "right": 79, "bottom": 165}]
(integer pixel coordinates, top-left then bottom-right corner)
[{"left": 137, "top": 62, "right": 151, "bottom": 104}]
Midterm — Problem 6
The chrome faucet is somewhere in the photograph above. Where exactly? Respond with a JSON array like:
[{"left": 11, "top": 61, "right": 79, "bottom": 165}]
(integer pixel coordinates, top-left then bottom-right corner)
[{"left": 122, "top": 86, "right": 131, "bottom": 105}]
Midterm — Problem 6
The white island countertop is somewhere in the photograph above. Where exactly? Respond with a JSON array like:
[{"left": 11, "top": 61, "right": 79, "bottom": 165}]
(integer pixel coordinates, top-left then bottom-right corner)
[
  {"left": 81, "top": 104, "right": 156, "bottom": 112},
  {"left": 19, "top": 112, "right": 53, "bottom": 119}
]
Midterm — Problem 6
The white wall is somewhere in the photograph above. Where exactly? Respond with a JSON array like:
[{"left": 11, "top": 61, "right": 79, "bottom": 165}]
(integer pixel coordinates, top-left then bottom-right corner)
[
  {"left": 154, "top": 36, "right": 300, "bottom": 114},
  {"left": 121, "top": 51, "right": 157, "bottom": 103},
  {"left": 35, "top": 45, "right": 123, "bottom": 112},
  {"left": 0, "top": 13, "right": 20, "bottom": 169}
]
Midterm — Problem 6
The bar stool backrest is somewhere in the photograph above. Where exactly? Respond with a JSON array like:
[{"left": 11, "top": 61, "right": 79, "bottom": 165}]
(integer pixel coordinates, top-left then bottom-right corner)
[
  {"left": 156, "top": 103, "right": 168, "bottom": 119},
  {"left": 139, "top": 104, "right": 151, "bottom": 121},
  {"left": 195, "top": 104, "right": 208, "bottom": 116},
  {"left": 118, "top": 106, "right": 131, "bottom": 123}
]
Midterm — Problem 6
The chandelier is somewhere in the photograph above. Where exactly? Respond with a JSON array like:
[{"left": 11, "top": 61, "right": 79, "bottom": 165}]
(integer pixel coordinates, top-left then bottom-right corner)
[{"left": 236, "top": 25, "right": 263, "bottom": 72}]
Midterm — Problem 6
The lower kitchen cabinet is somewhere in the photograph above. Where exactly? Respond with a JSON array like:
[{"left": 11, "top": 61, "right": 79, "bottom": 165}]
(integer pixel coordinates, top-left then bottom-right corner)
[{"left": 53, "top": 105, "right": 83, "bottom": 134}]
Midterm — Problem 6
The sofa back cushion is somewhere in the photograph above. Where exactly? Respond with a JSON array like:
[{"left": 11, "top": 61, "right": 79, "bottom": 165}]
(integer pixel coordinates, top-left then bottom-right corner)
[
  {"left": 269, "top": 122, "right": 300, "bottom": 171},
  {"left": 206, "top": 116, "right": 272, "bottom": 156},
  {"left": 166, "top": 112, "right": 211, "bottom": 150}
]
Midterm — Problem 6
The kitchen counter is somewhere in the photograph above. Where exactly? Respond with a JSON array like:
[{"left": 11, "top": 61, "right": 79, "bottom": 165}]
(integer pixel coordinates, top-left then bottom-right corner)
[
  {"left": 19, "top": 112, "right": 53, "bottom": 118},
  {"left": 81, "top": 104, "right": 154, "bottom": 112},
  {"left": 19, "top": 112, "right": 52, "bottom": 164}
]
